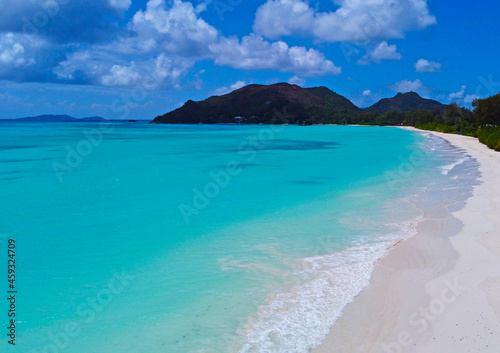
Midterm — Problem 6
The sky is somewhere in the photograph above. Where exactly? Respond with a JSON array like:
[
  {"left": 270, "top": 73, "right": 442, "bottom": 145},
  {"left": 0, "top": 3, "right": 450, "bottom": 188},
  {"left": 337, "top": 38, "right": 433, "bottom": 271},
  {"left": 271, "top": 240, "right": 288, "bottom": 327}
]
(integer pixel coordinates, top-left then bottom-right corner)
[{"left": 0, "top": 0, "right": 499, "bottom": 120}]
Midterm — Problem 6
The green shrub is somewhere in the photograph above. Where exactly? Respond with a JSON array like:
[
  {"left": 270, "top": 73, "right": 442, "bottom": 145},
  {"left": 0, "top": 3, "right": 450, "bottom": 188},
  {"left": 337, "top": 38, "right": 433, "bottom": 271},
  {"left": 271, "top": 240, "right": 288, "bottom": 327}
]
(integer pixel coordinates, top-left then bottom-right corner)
[
  {"left": 478, "top": 127, "right": 500, "bottom": 151},
  {"left": 415, "top": 122, "right": 438, "bottom": 131}
]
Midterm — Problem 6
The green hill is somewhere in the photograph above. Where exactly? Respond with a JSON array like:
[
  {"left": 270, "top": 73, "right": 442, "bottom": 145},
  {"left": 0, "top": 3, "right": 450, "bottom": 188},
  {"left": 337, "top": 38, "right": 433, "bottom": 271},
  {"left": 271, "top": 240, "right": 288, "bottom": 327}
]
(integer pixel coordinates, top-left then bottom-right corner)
[
  {"left": 151, "top": 83, "right": 361, "bottom": 125},
  {"left": 365, "top": 92, "right": 446, "bottom": 114},
  {"left": 151, "top": 84, "right": 448, "bottom": 125}
]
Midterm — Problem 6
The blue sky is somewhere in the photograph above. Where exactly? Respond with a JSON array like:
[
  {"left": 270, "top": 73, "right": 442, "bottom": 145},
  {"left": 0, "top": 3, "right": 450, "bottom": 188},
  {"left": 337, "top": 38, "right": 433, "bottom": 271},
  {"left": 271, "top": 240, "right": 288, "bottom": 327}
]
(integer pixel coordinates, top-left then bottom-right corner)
[{"left": 0, "top": 0, "right": 499, "bottom": 119}]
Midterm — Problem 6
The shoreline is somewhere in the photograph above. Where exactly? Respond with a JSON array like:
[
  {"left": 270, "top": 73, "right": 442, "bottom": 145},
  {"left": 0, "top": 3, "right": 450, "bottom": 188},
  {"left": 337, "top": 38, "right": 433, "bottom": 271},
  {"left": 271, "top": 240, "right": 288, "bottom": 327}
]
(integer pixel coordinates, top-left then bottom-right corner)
[{"left": 312, "top": 127, "right": 500, "bottom": 352}]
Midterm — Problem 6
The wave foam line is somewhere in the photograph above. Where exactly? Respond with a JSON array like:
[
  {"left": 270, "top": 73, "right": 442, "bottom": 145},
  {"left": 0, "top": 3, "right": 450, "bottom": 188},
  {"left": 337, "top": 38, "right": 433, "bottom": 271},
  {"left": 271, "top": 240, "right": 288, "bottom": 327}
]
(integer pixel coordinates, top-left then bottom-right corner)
[{"left": 237, "top": 227, "right": 416, "bottom": 353}]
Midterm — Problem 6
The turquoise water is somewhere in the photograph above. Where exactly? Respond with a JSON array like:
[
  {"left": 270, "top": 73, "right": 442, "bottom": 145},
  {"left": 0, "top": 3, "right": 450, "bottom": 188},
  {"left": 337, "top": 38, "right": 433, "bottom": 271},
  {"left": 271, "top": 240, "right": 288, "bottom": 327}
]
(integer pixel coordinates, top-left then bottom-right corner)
[{"left": 0, "top": 123, "right": 478, "bottom": 353}]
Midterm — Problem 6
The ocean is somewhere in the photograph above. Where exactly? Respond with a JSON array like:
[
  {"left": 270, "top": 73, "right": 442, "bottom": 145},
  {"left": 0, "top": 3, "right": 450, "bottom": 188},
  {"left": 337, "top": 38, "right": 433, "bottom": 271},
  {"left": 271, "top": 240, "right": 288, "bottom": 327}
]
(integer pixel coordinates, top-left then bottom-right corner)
[{"left": 0, "top": 122, "right": 479, "bottom": 353}]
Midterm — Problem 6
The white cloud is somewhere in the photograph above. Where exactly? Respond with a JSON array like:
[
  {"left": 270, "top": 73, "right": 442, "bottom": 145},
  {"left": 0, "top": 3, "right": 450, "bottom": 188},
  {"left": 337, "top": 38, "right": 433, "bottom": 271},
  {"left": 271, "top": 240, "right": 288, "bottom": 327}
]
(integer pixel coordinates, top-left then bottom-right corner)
[
  {"left": 350, "top": 89, "right": 381, "bottom": 108},
  {"left": 464, "top": 94, "right": 479, "bottom": 104},
  {"left": 288, "top": 75, "right": 305, "bottom": 86},
  {"left": 447, "top": 85, "right": 479, "bottom": 104},
  {"left": 357, "top": 41, "right": 402, "bottom": 64},
  {"left": 370, "top": 42, "right": 402, "bottom": 62},
  {"left": 214, "top": 80, "right": 247, "bottom": 95},
  {"left": 230, "top": 80, "right": 246, "bottom": 90},
  {"left": 254, "top": 0, "right": 436, "bottom": 42},
  {"left": 415, "top": 58, "right": 441, "bottom": 73},
  {"left": 55, "top": 49, "right": 194, "bottom": 88},
  {"left": 253, "top": 0, "right": 314, "bottom": 39},
  {"left": 101, "top": 63, "right": 142, "bottom": 86},
  {"left": 54, "top": 51, "right": 93, "bottom": 81},
  {"left": 390, "top": 79, "right": 428, "bottom": 93},
  {"left": 0, "top": 33, "right": 35, "bottom": 68},
  {"left": 54, "top": 0, "right": 341, "bottom": 87},
  {"left": 210, "top": 34, "right": 341, "bottom": 76},
  {"left": 130, "top": 0, "right": 219, "bottom": 56},
  {"left": 0, "top": 42, "right": 25, "bottom": 66},
  {"left": 109, "top": 0, "right": 131, "bottom": 10},
  {"left": 130, "top": 0, "right": 339, "bottom": 76},
  {"left": 448, "top": 85, "right": 466, "bottom": 100}
]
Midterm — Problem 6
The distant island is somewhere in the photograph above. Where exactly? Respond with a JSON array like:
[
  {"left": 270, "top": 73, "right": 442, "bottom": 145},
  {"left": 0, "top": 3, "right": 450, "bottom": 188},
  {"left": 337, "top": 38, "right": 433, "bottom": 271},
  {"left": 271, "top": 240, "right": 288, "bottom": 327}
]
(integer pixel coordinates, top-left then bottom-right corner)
[
  {"left": 3, "top": 114, "right": 108, "bottom": 122},
  {"left": 0, "top": 115, "right": 149, "bottom": 123},
  {"left": 151, "top": 83, "right": 446, "bottom": 125}
]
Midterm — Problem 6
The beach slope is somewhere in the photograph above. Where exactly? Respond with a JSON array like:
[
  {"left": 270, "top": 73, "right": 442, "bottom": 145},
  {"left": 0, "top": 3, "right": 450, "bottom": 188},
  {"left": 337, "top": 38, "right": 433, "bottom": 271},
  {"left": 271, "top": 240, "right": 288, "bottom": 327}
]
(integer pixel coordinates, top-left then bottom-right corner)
[{"left": 313, "top": 128, "right": 500, "bottom": 353}]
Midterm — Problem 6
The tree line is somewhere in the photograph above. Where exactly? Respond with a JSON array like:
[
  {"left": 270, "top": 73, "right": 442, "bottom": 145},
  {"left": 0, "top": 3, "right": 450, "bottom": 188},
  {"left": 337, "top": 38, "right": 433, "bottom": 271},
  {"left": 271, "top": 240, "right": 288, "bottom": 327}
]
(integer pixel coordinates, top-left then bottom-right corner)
[{"left": 359, "top": 92, "right": 500, "bottom": 151}]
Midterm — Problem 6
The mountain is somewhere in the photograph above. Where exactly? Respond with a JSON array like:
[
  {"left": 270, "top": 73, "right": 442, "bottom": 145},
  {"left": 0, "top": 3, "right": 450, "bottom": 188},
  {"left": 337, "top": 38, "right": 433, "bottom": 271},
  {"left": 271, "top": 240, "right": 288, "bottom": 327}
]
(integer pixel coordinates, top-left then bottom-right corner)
[
  {"left": 151, "top": 83, "right": 361, "bottom": 125},
  {"left": 365, "top": 92, "right": 446, "bottom": 114},
  {"left": 14, "top": 115, "right": 108, "bottom": 122}
]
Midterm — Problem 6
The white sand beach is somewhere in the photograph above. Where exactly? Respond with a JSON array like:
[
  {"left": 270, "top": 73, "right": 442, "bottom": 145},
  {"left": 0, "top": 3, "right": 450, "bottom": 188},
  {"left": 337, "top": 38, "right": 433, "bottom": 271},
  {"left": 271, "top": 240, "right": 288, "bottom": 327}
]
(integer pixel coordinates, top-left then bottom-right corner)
[{"left": 313, "top": 128, "right": 500, "bottom": 353}]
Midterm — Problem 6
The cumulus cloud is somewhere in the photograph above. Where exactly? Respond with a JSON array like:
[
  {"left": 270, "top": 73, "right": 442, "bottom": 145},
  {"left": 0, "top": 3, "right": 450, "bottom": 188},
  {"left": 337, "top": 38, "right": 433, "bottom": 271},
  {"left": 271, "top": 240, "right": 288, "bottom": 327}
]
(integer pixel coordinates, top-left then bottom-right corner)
[
  {"left": 369, "top": 42, "right": 402, "bottom": 62},
  {"left": 50, "top": 1, "right": 213, "bottom": 88},
  {"left": 350, "top": 89, "right": 380, "bottom": 108},
  {"left": 109, "top": 0, "right": 132, "bottom": 10},
  {"left": 447, "top": 85, "right": 479, "bottom": 104},
  {"left": 253, "top": 0, "right": 314, "bottom": 39},
  {"left": 210, "top": 34, "right": 341, "bottom": 76},
  {"left": 0, "top": 32, "right": 57, "bottom": 82},
  {"left": 230, "top": 80, "right": 246, "bottom": 90},
  {"left": 288, "top": 75, "right": 305, "bottom": 86},
  {"left": 254, "top": 0, "right": 436, "bottom": 42},
  {"left": 55, "top": 49, "right": 194, "bottom": 88},
  {"left": 448, "top": 85, "right": 466, "bottom": 100},
  {"left": 357, "top": 41, "right": 402, "bottom": 64},
  {"left": 415, "top": 58, "right": 441, "bottom": 73},
  {"left": 214, "top": 80, "right": 246, "bottom": 95},
  {"left": 53, "top": 51, "right": 93, "bottom": 81},
  {"left": 0, "top": 33, "right": 30, "bottom": 67},
  {"left": 464, "top": 94, "right": 479, "bottom": 104},
  {"left": 1, "top": 0, "right": 341, "bottom": 88},
  {"left": 390, "top": 79, "right": 430, "bottom": 94},
  {"left": 126, "top": 0, "right": 339, "bottom": 77},
  {"left": 129, "top": 0, "right": 219, "bottom": 56},
  {"left": 101, "top": 63, "right": 142, "bottom": 86}
]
